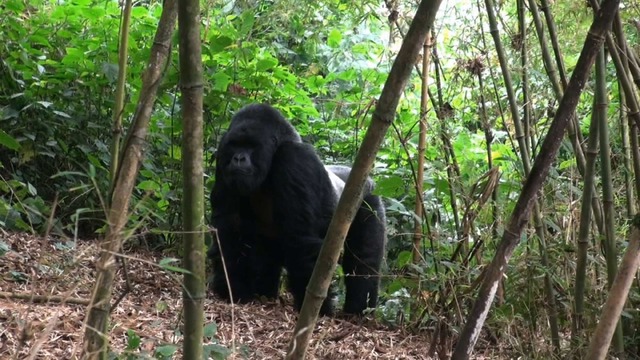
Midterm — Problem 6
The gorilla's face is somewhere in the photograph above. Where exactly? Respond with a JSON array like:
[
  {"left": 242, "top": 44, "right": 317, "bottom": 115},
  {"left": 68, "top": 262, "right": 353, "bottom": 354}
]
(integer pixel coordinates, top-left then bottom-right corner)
[
  {"left": 216, "top": 104, "right": 301, "bottom": 196},
  {"left": 217, "top": 124, "right": 277, "bottom": 196}
]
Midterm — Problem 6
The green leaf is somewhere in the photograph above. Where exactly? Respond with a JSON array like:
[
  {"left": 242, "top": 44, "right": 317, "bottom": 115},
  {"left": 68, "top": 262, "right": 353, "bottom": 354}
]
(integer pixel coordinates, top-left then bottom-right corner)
[
  {"left": 0, "top": 241, "right": 9, "bottom": 256},
  {"left": 62, "top": 48, "right": 84, "bottom": 65},
  {"left": 27, "top": 183, "right": 37, "bottom": 196},
  {"left": 209, "top": 35, "right": 233, "bottom": 53},
  {"left": 155, "top": 344, "right": 178, "bottom": 359},
  {"left": 239, "top": 11, "right": 256, "bottom": 36},
  {"left": 125, "top": 329, "right": 141, "bottom": 350},
  {"left": 10, "top": 271, "right": 28, "bottom": 282},
  {"left": 256, "top": 57, "right": 278, "bottom": 72},
  {"left": 131, "top": 6, "right": 149, "bottom": 18},
  {"left": 53, "top": 110, "right": 71, "bottom": 118},
  {"left": 203, "top": 322, "right": 218, "bottom": 337},
  {"left": 203, "top": 344, "right": 232, "bottom": 360},
  {"left": 375, "top": 175, "right": 404, "bottom": 197},
  {"left": 1, "top": 106, "right": 19, "bottom": 120},
  {"left": 396, "top": 250, "right": 413, "bottom": 268},
  {"left": 211, "top": 72, "right": 232, "bottom": 92},
  {"left": 137, "top": 180, "right": 160, "bottom": 192},
  {"left": 327, "top": 29, "right": 342, "bottom": 48},
  {"left": 0, "top": 129, "right": 20, "bottom": 151},
  {"left": 159, "top": 258, "right": 190, "bottom": 274},
  {"left": 5, "top": 0, "right": 25, "bottom": 11},
  {"left": 30, "top": 35, "right": 51, "bottom": 47}
]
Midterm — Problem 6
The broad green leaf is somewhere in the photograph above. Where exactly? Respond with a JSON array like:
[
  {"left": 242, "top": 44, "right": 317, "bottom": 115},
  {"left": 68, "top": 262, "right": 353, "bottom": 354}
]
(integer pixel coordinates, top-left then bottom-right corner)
[
  {"left": 211, "top": 72, "right": 232, "bottom": 92},
  {"left": 203, "top": 322, "right": 218, "bottom": 337},
  {"left": 209, "top": 35, "right": 233, "bottom": 53},
  {"left": 375, "top": 175, "right": 404, "bottom": 197},
  {"left": 0, "top": 241, "right": 9, "bottom": 256},
  {"left": 256, "top": 57, "right": 278, "bottom": 72},
  {"left": 239, "top": 11, "right": 255, "bottom": 36},
  {"left": 137, "top": 180, "right": 160, "bottom": 192},
  {"left": 154, "top": 344, "right": 178, "bottom": 359},
  {"left": 62, "top": 48, "right": 84, "bottom": 65},
  {"left": 125, "top": 329, "right": 141, "bottom": 350},
  {"left": 203, "top": 344, "right": 232, "bottom": 360},
  {"left": 0, "top": 129, "right": 20, "bottom": 150},
  {"left": 327, "top": 29, "right": 342, "bottom": 48},
  {"left": 396, "top": 250, "right": 412, "bottom": 268},
  {"left": 5, "top": 0, "right": 25, "bottom": 11}
]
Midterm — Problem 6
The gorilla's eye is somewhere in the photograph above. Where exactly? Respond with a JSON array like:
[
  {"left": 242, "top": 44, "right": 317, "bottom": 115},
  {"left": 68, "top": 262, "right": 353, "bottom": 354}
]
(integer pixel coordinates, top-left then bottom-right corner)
[{"left": 229, "top": 136, "right": 259, "bottom": 148}]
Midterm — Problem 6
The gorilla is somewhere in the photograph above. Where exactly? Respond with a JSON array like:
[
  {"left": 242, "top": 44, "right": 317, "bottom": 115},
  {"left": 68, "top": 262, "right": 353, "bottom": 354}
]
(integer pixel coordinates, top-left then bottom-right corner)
[{"left": 208, "top": 103, "right": 386, "bottom": 315}]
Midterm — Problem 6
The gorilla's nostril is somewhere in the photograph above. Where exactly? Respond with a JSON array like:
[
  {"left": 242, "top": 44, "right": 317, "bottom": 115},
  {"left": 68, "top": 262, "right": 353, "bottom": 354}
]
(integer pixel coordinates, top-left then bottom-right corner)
[{"left": 233, "top": 153, "right": 248, "bottom": 164}]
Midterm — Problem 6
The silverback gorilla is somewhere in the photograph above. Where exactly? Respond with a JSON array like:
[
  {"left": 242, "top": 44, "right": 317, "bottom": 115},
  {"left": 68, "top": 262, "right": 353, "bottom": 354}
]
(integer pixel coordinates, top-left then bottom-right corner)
[{"left": 208, "top": 104, "right": 386, "bottom": 315}]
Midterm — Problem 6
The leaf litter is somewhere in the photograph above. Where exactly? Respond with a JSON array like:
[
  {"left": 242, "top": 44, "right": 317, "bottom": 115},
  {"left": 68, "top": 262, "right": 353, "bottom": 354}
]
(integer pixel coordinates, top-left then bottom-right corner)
[{"left": 0, "top": 231, "right": 431, "bottom": 359}]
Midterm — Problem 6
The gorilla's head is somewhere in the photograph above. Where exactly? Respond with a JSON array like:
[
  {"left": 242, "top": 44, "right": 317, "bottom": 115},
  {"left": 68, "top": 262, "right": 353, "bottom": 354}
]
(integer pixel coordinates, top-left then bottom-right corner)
[{"left": 217, "top": 104, "right": 301, "bottom": 195}]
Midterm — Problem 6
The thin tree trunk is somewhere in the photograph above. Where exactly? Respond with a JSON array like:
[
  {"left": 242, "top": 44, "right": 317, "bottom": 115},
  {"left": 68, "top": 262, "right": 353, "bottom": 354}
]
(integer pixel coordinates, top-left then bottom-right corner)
[
  {"left": 573, "top": 97, "right": 600, "bottom": 345},
  {"left": 585, "top": 217, "right": 640, "bottom": 360},
  {"left": 177, "top": 0, "right": 205, "bottom": 358},
  {"left": 82, "top": 2, "right": 178, "bottom": 358},
  {"left": 451, "top": 0, "right": 620, "bottom": 357},
  {"left": 108, "top": 0, "right": 132, "bottom": 202},
  {"left": 535, "top": 0, "right": 606, "bottom": 234},
  {"left": 285, "top": 0, "right": 443, "bottom": 358},
  {"left": 619, "top": 87, "right": 636, "bottom": 217},
  {"left": 595, "top": 47, "right": 625, "bottom": 354},
  {"left": 612, "top": 13, "right": 640, "bottom": 92},
  {"left": 516, "top": 0, "right": 537, "bottom": 336},
  {"left": 528, "top": 0, "right": 562, "bottom": 96},
  {"left": 485, "top": 0, "right": 563, "bottom": 351},
  {"left": 441, "top": 125, "right": 462, "bottom": 246},
  {"left": 518, "top": 0, "right": 533, "bottom": 157},
  {"left": 539, "top": 0, "right": 567, "bottom": 87},
  {"left": 412, "top": 34, "right": 433, "bottom": 263},
  {"left": 477, "top": 69, "right": 497, "bottom": 261}
]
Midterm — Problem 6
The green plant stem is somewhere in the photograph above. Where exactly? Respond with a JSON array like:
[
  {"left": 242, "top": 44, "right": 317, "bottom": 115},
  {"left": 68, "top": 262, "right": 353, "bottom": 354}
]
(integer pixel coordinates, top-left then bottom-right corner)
[
  {"left": 286, "top": 0, "right": 443, "bottom": 358},
  {"left": 108, "top": 0, "right": 133, "bottom": 203},
  {"left": 452, "top": 0, "right": 620, "bottom": 356},
  {"left": 178, "top": 0, "right": 205, "bottom": 358},
  {"left": 595, "top": 48, "right": 624, "bottom": 354}
]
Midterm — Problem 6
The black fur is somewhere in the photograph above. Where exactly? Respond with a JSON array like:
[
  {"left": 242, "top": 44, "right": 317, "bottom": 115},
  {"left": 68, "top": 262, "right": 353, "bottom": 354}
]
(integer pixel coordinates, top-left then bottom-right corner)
[{"left": 209, "top": 104, "right": 386, "bottom": 315}]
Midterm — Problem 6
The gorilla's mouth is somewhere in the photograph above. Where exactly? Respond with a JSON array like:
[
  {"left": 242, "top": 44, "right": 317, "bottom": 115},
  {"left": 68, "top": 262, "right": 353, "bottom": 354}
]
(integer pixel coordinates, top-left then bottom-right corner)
[
  {"left": 225, "top": 174, "right": 257, "bottom": 195},
  {"left": 228, "top": 168, "right": 252, "bottom": 175},
  {"left": 225, "top": 162, "right": 255, "bottom": 177}
]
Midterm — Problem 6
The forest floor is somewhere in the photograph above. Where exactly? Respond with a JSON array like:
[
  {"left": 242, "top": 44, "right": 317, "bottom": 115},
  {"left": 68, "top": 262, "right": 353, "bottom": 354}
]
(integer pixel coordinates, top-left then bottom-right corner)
[{"left": 0, "top": 231, "right": 434, "bottom": 359}]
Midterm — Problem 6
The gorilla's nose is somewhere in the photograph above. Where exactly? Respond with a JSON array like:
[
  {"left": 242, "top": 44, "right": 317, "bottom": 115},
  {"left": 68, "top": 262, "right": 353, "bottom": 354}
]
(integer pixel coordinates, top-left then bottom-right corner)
[{"left": 232, "top": 153, "right": 249, "bottom": 165}]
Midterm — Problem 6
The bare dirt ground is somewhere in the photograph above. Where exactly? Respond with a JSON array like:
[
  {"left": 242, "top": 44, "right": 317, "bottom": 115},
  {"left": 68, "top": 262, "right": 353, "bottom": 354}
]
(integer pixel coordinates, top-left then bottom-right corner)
[{"left": 0, "top": 231, "right": 432, "bottom": 359}]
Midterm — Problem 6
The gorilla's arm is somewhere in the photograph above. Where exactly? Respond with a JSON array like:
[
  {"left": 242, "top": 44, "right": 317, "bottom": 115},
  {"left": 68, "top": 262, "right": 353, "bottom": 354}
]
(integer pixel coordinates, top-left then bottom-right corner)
[
  {"left": 210, "top": 177, "right": 283, "bottom": 302},
  {"left": 209, "top": 181, "right": 258, "bottom": 302},
  {"left": 268, "top": 142, "right": 339, "bottom": 314}
]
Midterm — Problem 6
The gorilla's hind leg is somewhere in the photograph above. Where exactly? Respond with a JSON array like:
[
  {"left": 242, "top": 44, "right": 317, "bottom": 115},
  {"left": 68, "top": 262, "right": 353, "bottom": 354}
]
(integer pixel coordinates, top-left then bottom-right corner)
[{"left": 343, "top": 194, "right": 386, "bottom": 315}]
